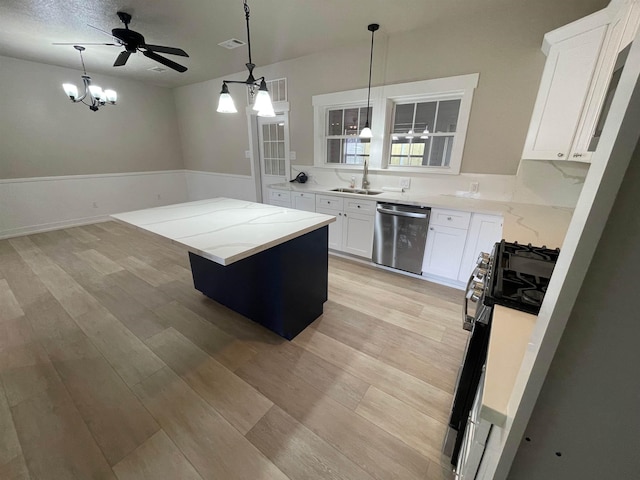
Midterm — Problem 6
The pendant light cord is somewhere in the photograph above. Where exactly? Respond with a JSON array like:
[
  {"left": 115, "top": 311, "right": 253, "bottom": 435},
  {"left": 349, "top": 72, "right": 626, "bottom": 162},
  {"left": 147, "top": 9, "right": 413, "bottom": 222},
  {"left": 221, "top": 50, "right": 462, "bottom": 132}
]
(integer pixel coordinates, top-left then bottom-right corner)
[
  {"left": 365, "top": 26, "right": 376, "bottom": 126},
  {"left": 244, "top": 0, "right": 253, "bottom": 66}
]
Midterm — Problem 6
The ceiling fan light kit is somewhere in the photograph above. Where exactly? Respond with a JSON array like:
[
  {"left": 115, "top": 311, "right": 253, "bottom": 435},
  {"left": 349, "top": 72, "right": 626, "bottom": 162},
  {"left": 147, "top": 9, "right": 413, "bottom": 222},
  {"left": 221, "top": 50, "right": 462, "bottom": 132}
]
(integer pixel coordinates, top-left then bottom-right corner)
[
  {"left": 216, "top": 0, "right": 275, "bottom": 117},
  {"left": 360, "top": 23, "right": 379, "bottom": 138},
  {"left": 61, "top": 45, "right": 117, "bottom": 112}
]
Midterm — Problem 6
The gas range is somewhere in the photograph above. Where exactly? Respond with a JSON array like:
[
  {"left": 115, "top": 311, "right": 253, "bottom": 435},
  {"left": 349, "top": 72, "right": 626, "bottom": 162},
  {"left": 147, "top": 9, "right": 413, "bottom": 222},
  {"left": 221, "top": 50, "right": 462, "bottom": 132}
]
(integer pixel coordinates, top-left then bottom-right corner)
[{"left": 484, "top": 241, "right": 560, "bottom": 315}]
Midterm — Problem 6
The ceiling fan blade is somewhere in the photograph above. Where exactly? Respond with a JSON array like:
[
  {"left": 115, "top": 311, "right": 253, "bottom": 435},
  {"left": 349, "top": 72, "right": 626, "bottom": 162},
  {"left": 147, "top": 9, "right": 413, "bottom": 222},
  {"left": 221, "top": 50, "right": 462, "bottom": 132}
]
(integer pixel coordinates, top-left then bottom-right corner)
[
  {"left": 87, "top": 24, "right": 122, "bottom": 43},
  {"left": 53, "top": 42, "right": 120, "bottom": 46},
  {"left": 143, "top": 50, "right": 187, "bottom": 72},
  {"left": 114, "top": 51, "right": 131, "bottom": 67},
  {"left": 143, "top": 44, "right": 189, "bottom": 57}
]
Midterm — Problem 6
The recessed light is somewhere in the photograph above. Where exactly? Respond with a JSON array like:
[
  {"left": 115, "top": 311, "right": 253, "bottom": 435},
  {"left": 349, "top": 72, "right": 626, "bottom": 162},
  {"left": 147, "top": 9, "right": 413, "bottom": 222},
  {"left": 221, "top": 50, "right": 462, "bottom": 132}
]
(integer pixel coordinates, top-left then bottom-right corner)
[{"left": 218, "top": 38, "right": 246, "bottom": 50}]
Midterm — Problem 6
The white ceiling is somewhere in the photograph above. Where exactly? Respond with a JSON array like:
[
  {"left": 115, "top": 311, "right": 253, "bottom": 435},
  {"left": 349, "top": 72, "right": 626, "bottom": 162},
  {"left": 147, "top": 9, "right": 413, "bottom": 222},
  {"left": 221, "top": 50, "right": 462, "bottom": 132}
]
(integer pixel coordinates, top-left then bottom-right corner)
[{"left": 0, "top": 0, "right": 516, "bottom": 88}]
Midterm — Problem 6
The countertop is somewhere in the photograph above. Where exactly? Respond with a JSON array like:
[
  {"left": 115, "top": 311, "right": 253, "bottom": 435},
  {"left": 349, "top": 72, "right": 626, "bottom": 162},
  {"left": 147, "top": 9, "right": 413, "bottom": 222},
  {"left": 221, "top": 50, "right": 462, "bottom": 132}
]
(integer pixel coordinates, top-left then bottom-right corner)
[
  {"left": 111, "top": 197, "right": 335, "bottom": 266},
  {"left": 269, "top": 182, "right": 573, "bottom": 249}
]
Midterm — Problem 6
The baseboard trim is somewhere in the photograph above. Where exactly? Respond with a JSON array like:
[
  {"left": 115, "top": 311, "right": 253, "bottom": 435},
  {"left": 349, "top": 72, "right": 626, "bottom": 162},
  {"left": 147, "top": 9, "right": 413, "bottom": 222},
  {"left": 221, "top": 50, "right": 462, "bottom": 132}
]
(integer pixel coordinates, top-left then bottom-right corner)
[{"left": 0, "top": 215, "right": 110, "bottom": 240}]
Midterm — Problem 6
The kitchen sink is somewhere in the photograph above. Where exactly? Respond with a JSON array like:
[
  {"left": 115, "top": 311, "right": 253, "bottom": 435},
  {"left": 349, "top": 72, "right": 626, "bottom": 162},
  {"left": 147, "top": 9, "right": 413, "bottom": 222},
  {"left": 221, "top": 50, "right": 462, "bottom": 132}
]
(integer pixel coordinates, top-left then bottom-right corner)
[{"left": 330, "top": 187, "right": 383, "bottom": 195}]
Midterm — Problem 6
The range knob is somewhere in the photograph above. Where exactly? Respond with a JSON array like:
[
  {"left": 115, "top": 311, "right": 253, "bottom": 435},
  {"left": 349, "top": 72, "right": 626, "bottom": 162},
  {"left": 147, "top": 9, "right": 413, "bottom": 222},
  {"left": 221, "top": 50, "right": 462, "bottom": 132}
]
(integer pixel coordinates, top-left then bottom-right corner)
[
  {"left": 472, "top": 280, "right": 485, "bottom": 291},
  {"left": 477, "top": 252, "right": 490, "bottom": 268},
  {"left": 473, "top": 267, "right": 488, "bottom": 279},
  {"left": 470, "top": 288, "right": 483, "bottom": 302}
]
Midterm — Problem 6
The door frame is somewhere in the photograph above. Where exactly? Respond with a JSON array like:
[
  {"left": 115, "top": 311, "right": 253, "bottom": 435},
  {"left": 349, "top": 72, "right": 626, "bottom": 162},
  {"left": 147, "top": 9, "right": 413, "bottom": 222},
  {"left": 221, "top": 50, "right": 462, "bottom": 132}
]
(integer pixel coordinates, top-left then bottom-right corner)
[{"left": 246, "top": 101, "right": 291, "bottom": 203}]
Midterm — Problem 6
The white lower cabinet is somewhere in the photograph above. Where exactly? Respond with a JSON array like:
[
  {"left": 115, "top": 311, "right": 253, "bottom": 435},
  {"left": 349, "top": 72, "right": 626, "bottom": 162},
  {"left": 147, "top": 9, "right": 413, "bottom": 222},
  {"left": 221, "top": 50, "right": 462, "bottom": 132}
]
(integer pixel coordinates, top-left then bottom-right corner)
[
  {"left": 458, "top": 214, "right": 504, "bottom": 282},
  {"left": 316, "top": 194, "right": 375, "bottom": 258},
  {"left": 422, "top": 209, "right": 471, "bottom": 279},
  {"left": 267, "top": 189, "right": 292, "bottom": 207},
  {"left": 292, "top": 192, "right": 316, "bottom": 212}
]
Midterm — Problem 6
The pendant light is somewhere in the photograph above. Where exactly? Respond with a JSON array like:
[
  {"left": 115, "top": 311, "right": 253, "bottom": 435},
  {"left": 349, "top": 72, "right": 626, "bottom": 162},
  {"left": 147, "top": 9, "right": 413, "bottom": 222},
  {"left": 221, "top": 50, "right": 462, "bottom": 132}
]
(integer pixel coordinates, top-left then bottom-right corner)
[
  {"left": 216, "top": 0, "right": 274, "bottom": 117},
  {"left": 360, "top": 23, "right": 379, "bottom": 138}
]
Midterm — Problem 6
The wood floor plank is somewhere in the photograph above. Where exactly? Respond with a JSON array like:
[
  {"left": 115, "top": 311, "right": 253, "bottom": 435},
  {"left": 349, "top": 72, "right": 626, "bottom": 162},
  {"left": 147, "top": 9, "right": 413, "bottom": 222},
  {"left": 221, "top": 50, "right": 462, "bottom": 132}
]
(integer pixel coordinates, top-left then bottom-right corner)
[
  {"left": 293, "top": 328, "right": 452, "bottom": 423},
  {"left": 246, "top": 405, "right": 375, "bottom": 480},
  {"left": 355, "top": 386, "right": 450, "bottom": 467},
  {"left": 74, "top": 306, "right": 165, "bottom": 387},
  {"left": 48, "top": 336, "right": 160, "bottom": 466},
  {"left": 132, "top": 367, "right": 289, "bottom": 480},
  {"left": 90, "top": 284, "right": 166, "bottom": 341},
  {"left": 112, "top": 430, "right": 203, "bottom": 480},
  {"left": 11, "top": 382, "right": 116, "bottom": 480},
  {"left": 107, "top": 270, "right": 172, "bottom": 311},
  {"left": 116, "top": 256, "right": 175, "bottom": 287},
  {"left": 236, "top": 353, "right": 429, "bottom": 480},
  {"left": 74, "top": 249, "right": 124, "bottom": 276},
  {"left": 0, "top": 382, "right": 23, "bottom": 468},
  {"left": 0, "top": 454, "right": 31, "bottom": 480},
  {"left": 153, "top": 301, "right": 257, "bottom": 372},
  {"left": 0, "top": 279, "right": 25, "bottom": 321},
  {"left": 146, "top": 328, "right": 273, "bottom": 435},
  {"left": 0, "top": 246, "right": 50, "bottom": 311},
  {"left": 65, "top": 226, "right": 101, "bottom": 244}
]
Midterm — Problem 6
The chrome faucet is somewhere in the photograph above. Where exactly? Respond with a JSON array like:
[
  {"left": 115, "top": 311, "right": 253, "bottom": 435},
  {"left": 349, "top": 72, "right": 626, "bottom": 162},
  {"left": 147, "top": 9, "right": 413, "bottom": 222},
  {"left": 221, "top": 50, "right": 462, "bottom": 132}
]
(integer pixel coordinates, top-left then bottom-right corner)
[{"left": 361, "top": 157, "right": 370, "bottom": 190}]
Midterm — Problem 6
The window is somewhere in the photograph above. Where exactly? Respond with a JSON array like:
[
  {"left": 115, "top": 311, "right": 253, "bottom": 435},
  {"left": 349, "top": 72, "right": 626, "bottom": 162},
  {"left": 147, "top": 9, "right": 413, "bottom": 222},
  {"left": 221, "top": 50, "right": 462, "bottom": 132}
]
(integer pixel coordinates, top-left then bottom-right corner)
[
  {"left": 326, "top": 107, "right": 371, "bottom": 164},
  {"left": 313, "top": 73, "right": 478, "bottom": 175},
  {"left": 260, "top": 121, "right": 286, "bottom": 176},
  {"left": 389, "top": 99, "right": 461, "bottom": 167}
]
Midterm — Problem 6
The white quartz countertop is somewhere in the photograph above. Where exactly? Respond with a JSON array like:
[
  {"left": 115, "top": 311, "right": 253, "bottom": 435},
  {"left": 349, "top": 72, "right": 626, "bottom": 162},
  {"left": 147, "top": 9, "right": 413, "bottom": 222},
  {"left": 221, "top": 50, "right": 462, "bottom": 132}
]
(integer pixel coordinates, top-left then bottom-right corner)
[
  {"left": 111, "top": 197, "right": 335, "bottom": 266},
  {"left": 270, "top": 183, "right": 573, "bottom": 249}
]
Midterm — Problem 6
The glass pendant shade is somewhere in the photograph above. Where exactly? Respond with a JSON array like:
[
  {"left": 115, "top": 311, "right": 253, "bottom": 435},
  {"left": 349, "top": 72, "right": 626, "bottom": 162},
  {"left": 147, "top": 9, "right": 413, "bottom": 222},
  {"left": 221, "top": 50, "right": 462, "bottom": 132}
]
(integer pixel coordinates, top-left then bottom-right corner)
[
  {"left": 253, "top": 80, "right": 274, "bottom": 115},
  {"left": 359, "top": 126, "right": 372, "bottom": 138},
  {"left": 104, "top": 89, "right": 117, "bottom": 103},
  {"left": 62, "top": 83, "right": 78, "bottom": 99},
  {"left": 88, "top": 85, "right": 104, "bottom": 100},
  {"left": 217, "top": 84, "right": 238, "bottom": 113}
]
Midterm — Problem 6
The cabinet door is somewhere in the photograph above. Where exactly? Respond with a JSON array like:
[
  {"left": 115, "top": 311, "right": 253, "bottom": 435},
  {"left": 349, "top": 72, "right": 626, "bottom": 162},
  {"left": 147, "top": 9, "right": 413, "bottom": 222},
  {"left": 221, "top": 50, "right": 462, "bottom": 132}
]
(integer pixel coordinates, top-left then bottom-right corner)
[
  {"left": 522, "top": 24, "right": 607, "bottom": 161},
  {"left": 422, "top": 224, "right": 468, "bottom": 279},
  {"left": 293, "top": 192, "right": 316, "bottom": 212},
  {"left": 457, "top": 214, "right": 504, "bottom": 282},
  {"left": 342, "top": 211, "right": 375, "bottom": 258},
  {"left": 268, "top": 189, "right": 292, "bottom": 207},
  {"left": 316, "top": 207, "right": 343, "bottom": 251}
]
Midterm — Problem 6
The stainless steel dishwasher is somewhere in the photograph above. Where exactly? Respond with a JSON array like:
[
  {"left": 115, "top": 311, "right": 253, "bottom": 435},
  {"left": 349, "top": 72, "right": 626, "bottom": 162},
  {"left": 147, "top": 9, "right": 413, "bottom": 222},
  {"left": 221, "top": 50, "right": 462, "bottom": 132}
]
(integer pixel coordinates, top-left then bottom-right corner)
[{"left": 372, "top": 203, "right": 430, "bottom": 274}]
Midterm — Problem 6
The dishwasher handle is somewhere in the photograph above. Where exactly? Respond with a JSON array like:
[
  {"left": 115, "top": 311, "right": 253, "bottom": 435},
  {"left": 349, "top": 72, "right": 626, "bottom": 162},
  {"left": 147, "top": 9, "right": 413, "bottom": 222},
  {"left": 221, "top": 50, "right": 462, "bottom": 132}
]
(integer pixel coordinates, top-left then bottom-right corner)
[{"left": 376, "top": 206, "right": 429, "bottom": 219}]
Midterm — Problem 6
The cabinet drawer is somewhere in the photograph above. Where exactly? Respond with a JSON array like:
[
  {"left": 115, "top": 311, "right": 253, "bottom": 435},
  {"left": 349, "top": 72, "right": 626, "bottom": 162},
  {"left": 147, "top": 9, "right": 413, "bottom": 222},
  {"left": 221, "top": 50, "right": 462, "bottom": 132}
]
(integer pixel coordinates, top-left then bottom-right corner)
[
  {"left": 293, "top": 192, "right": 315, "bottom": 200},
  {"left": 269, "top": 190, "right": 291, "bottom": 202},
  {"left": 316, "top": 195, "right": 344, "bottom": 211},
  {"left": 429, "top": 208, "right": 471, "bottom": 229},
  {"left": 344, "top": 198, "right": 376, "bottom": 216}
]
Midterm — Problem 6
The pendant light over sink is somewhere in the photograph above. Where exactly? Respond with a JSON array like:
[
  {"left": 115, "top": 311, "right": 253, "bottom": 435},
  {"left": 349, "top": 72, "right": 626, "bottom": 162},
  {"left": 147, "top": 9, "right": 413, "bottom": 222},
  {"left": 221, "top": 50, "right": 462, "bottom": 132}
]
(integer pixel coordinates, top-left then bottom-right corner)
[
  {"left": 216, "top": 0, "right": 275, "bottom": 117},
  {"left": 360, "top": 23, "right": 379, "bottom": 138}
]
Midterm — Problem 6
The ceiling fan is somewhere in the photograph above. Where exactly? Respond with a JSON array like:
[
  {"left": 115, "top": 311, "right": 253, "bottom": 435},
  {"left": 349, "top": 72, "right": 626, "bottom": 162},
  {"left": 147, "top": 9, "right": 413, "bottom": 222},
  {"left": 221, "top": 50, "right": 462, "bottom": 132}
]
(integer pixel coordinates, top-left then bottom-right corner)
[{"left": 54, "top": 11, "right": 189, "bottom": 73}]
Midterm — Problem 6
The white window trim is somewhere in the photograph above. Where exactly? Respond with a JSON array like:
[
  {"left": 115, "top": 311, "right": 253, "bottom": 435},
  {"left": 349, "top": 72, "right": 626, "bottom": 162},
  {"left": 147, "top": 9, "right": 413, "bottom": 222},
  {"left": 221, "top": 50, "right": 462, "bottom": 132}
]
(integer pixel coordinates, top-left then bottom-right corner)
[{"left": 312, "top": 73, "right": 479, "bottom": 175}]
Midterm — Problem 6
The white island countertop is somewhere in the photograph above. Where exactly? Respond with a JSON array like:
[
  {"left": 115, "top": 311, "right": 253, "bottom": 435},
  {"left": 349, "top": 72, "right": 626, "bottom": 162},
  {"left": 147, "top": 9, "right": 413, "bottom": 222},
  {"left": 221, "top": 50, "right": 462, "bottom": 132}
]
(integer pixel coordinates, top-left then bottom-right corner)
[{"left": 111, "top": 197, "right": 335, "bottom": 266}]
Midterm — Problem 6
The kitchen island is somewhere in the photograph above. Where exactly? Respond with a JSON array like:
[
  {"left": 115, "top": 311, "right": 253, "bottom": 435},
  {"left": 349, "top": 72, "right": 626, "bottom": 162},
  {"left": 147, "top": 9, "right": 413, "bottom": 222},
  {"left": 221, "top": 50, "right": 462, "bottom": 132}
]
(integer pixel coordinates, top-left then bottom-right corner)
[{"left": 112, "top": 198, "right": 335, "bottom": 340}]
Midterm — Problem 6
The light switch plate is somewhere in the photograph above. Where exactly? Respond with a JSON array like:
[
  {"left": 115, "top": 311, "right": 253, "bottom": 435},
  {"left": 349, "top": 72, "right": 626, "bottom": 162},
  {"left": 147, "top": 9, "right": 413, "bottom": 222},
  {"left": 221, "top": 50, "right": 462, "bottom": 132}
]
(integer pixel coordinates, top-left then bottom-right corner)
[
  {"left": 244, "top": 150, "right": 251, "bottom": 159},
  {"left": 290, "top": 151, "right": 297, "bottom": 160},
  {"left": 399, "top": 177, "right": 411, "bottom": 189}
]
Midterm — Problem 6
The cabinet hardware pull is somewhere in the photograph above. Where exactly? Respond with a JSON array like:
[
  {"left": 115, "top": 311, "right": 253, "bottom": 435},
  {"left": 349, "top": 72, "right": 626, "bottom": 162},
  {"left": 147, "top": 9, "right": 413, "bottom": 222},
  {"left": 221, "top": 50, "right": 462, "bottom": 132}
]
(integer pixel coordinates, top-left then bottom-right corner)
[
  {"left": 557, "top": 153, "right": 564, "bottom": 158},
  {"left": 447, "top": 217, "right": 452, "bottom": 220}
]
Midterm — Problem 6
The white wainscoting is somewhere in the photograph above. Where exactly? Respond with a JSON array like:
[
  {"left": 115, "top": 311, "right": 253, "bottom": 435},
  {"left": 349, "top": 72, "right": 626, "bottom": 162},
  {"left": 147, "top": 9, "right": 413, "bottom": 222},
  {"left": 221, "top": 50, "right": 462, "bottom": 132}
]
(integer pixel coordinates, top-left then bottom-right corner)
[
  {"left": 0, "top": 170, "right": 188, "bottom": 239},
  {"left": 185, "top": 170, "right": 257, "bottom": 202}
]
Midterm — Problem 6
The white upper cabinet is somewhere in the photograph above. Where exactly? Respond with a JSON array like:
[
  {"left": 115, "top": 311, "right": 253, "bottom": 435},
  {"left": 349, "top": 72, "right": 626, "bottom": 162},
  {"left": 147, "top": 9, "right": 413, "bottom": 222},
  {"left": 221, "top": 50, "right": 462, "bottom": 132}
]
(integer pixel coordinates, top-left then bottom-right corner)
[{"left": 522, "top": 0, "right": 640, "bottom": 163}]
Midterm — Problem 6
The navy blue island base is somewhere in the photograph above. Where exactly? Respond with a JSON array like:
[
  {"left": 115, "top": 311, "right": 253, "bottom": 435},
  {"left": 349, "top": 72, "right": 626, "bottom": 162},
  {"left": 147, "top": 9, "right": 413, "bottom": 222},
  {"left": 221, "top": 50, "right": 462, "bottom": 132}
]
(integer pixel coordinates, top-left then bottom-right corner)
[{"left": 189, "top": 225, "right": 329, "bottom": 340}]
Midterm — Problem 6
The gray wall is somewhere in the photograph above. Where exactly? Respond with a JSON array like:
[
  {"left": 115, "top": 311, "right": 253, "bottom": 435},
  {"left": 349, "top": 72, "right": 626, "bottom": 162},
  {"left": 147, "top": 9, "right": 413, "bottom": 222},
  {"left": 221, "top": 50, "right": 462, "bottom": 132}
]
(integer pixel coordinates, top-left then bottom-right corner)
[
  {"left": 0, "top": 55, "right": 184, "bottom": 179},
  {"left": 508, "top": 137, "right": 640, "bottom": 478},
  {"left": 173, "top": 0, "right": 607, "bottom": 176}
]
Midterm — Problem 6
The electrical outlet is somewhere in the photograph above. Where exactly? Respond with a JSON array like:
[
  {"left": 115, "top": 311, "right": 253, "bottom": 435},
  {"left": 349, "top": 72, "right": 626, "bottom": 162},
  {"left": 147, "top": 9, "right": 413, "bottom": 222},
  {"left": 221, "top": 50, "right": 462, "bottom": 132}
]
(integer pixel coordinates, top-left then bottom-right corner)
[
  {"left": 470, "top": 182, "right": 479, "bottom": 194},
  {"left": 290, "top": 151, "right": 297, "bottom": 160},
  {"left": 399, "top": 177, "right": 411, "bottom": 189},
  {"left": 245, "top": 150, "right": 251, "bottom": 159}
]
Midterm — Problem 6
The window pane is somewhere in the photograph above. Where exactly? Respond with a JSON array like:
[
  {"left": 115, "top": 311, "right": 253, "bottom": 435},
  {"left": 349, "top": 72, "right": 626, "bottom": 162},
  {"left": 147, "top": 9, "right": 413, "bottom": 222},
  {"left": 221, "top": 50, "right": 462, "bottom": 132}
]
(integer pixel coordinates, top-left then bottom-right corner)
[
  {"left": 414, "top": 102, "right": 436, "bottom": 135},
  {"left": 435, "top": 99, "right": 461, "bottom": 133},
  {"left": 393, "top": 104, "right": 415, "bottom": 133},
  {"left": 270, "top": 123, "right": 277, "bottom": 138},
  {"left": 430, "top": 136, "right": 454, "bottom": 166},
  {"left": 344, "top": 138, "right": 368, "bottom": 164},
  {"left": 344, "top": 108, "right": 359, "bottom": 135},
  {"left": 262, "top": 124, "right": 270, "bottom": 141},
  {"left": 278, "top": 142, "right": 284, "bottom": 159},
  {"left": 328, "top": 110, "right": 343, "bottom": 136},
  {"left": 390, "top": 137, "right": 411, "bottom": 165},
  {"left": 277, "top": 123, "right": 284, "bottom": 140},
  {"left": 409, "top": 138, "right": 428, "bottom": 166},
  {"left": 327, "top": 139, "right": 342, "bottom": 163}
]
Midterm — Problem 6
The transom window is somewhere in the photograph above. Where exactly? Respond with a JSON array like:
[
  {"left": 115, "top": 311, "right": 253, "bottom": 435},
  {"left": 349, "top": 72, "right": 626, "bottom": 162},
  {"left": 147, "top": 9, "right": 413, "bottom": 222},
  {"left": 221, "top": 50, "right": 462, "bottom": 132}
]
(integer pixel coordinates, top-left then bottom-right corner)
[
  {"left": 390, "top": 99, "right": 461, "bottom": 167},
  {"left": 312, "top": 73, "right": 478, "bottom": 175},
  {"left": 326, "top": 107, "right": 371, "bottom": 164}
]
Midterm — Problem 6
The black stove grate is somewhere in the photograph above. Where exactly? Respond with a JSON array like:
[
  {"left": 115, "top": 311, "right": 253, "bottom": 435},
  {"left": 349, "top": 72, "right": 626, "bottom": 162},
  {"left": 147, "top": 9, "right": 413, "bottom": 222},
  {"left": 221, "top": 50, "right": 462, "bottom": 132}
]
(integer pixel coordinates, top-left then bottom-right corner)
[{"left": 484, "top": 241, "right": 560, "bottom": 315}]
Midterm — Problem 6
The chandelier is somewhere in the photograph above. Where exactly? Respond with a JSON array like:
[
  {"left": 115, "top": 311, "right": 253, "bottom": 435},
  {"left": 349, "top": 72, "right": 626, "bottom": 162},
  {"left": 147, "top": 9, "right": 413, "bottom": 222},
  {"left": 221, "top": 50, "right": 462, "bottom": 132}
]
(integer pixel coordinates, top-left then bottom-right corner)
[
  {"left": 62, "top": 46, "right": 117, "bottom": 112},
  {"left": 216, "top": 0, "right": 274, "bottom": 117}
]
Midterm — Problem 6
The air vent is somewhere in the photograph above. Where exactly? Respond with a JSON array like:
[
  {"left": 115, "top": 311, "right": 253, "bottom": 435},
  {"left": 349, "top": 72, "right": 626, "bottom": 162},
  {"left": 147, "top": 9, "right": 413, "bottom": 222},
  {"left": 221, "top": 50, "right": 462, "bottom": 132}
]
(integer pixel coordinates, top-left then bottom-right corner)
[
  {"left": 218, "top": 38, "right": 246, "bottom": 49},
  {"left": 148, "top": 66, "right": 167, "bottom": 73}
]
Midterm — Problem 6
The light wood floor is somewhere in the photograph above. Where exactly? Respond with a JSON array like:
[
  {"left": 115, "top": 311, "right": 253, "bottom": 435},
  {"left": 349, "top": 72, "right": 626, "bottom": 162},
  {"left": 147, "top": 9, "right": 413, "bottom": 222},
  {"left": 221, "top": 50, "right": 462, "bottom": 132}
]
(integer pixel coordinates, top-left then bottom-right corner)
[{"left": 0, "top": 221, "right": 468, "bottom": 480}]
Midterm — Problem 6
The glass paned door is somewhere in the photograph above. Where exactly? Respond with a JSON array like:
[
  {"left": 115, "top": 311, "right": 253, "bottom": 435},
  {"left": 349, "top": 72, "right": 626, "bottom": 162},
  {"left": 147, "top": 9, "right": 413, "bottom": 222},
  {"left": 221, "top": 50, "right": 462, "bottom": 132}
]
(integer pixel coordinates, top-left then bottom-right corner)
[{"left": 258, "top": 114, "right": 290, "bottom": 199}]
